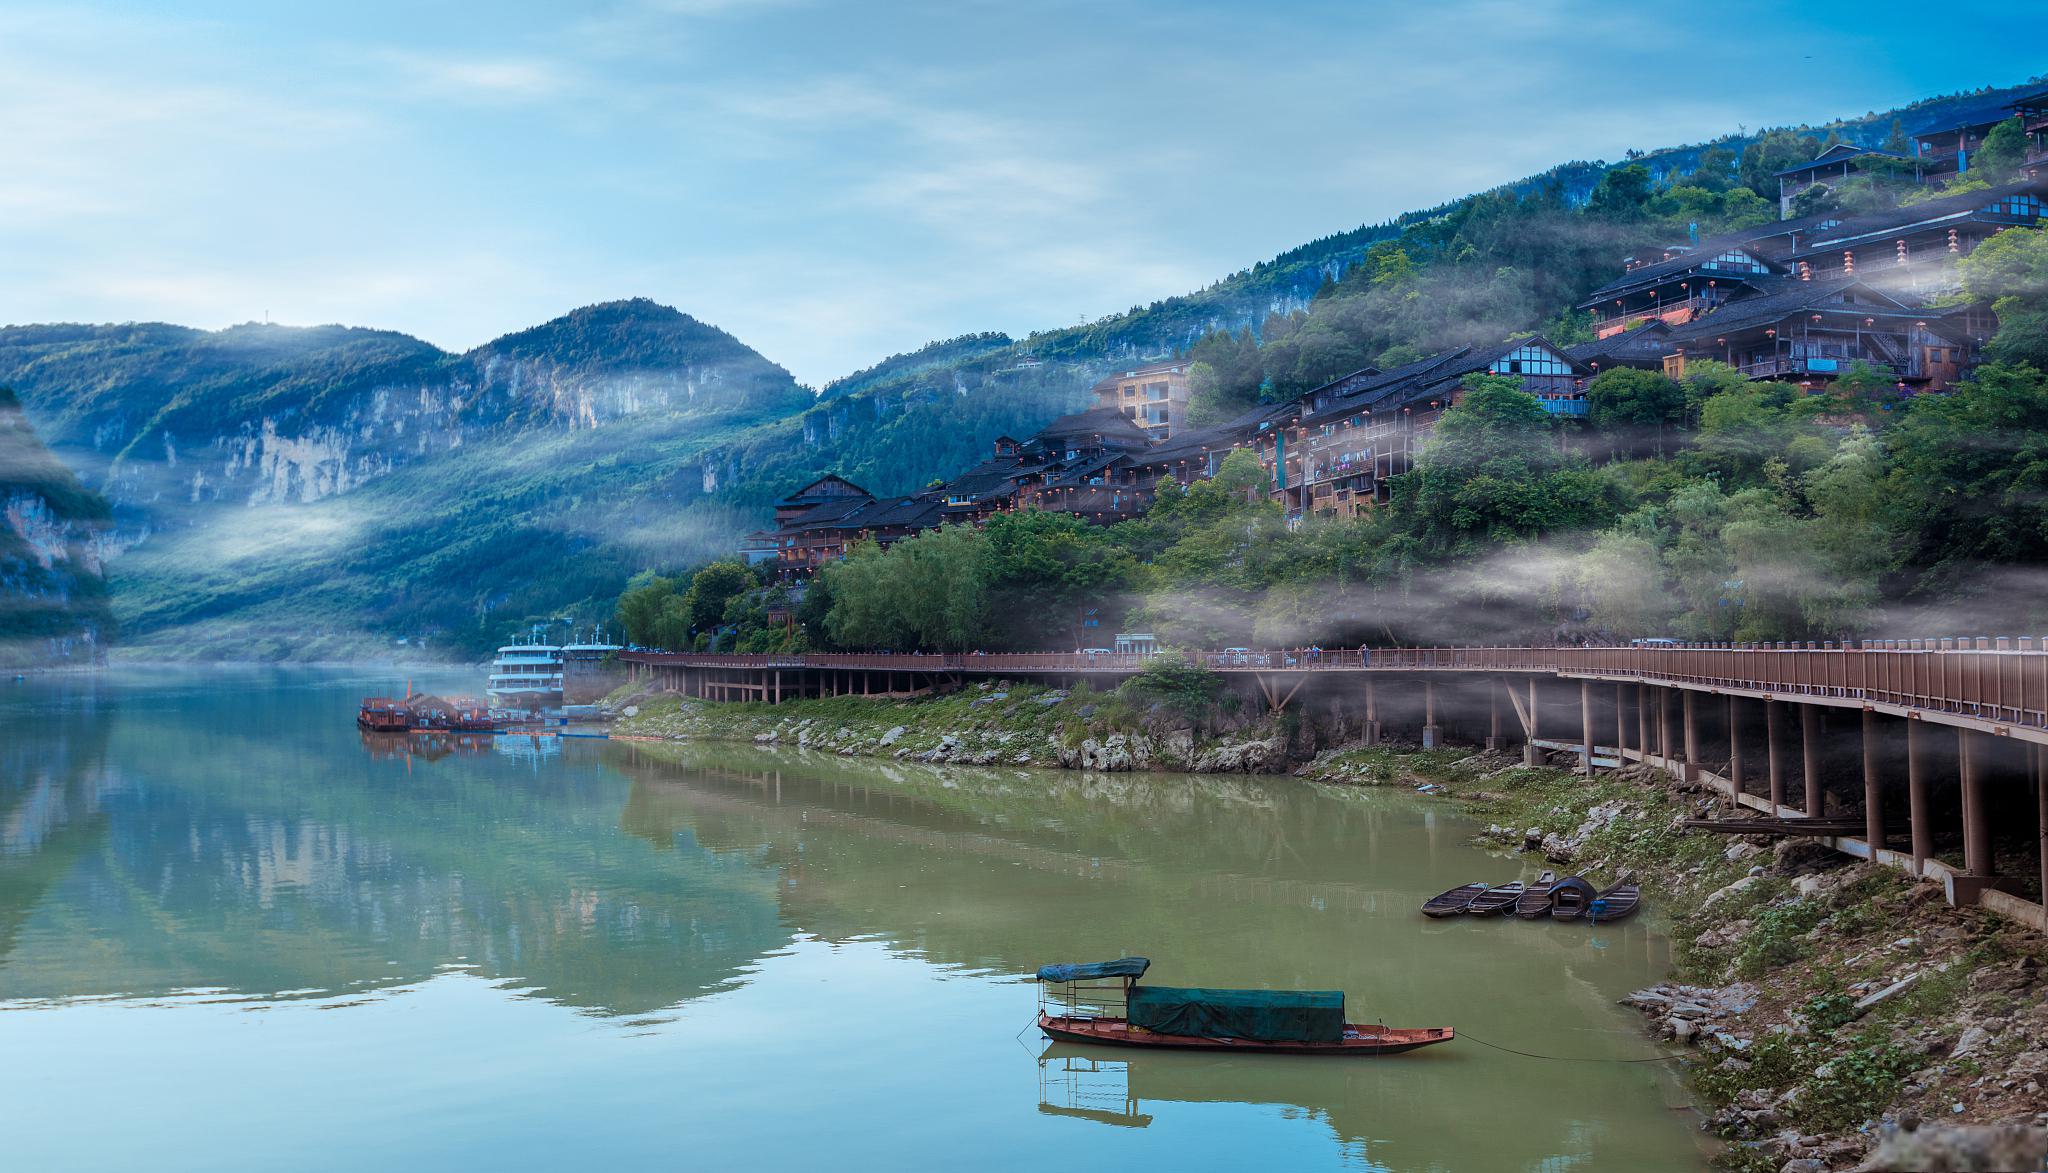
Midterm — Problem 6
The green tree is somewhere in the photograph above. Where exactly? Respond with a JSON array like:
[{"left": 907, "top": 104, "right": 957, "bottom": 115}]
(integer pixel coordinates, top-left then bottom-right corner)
[
  {"left": 614, "top": 572, "right": 677, "bottom": 647},
  {"left": 1957, "top": 221, "right": 2048, "bottom": 370},
  {"left": 681, "top": 561, "right": 755, "bottom": 634},
  {"left": 1974, "top": 117, "right": 2028, "bottom": 178},
  {"left": 1585, "top": 367, "right": 1685, "bottom": 452},
  {"left": 1588, "top": 164, "right": 1653, "bottom": 220}
]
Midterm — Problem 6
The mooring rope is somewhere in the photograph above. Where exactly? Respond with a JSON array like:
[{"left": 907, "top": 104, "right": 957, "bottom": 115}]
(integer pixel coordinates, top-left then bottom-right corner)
[{"left": 1456, "top": 1030, "right": 1687, "bottom": 1063}]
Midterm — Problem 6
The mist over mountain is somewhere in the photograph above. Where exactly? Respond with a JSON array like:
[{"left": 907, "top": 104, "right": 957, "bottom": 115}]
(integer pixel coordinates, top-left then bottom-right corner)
[
  {"left": 0, "top": 387, "right": 113, "bottom": 666},
  {"left": 1, "top": 78, "right": 2041, "bottom": 661}
]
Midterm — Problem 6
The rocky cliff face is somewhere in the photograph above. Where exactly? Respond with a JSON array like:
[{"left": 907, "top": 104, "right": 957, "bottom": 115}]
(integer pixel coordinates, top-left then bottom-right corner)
[{"left": 0, "top": 388, "right": 113, "bottom": 665}]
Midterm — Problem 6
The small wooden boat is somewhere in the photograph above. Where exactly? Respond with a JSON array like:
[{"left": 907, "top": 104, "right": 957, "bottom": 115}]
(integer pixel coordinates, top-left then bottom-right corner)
[
  {"left": 1589, "top": 873, "right": 1641, "bottom": 923},
  {"left": 1465, "top": 881, "right": 1527, "bottom": 916},
  {"left": 1548, "top": 876, "right": 1598, "bottom": 922},
  {"left": 1039, "top": 1014, "right": 1454, "bottom": 1056},
  {"left": 1420, "top": 882, "right": 1489, "bottom": 918},
  {"left": 1513, "top": 870, "right": 1559, "bottom": 919}
]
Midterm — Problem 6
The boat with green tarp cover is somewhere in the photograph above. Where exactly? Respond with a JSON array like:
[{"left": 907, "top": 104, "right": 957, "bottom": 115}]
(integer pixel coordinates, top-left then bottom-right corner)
[{"left": 1035, "top": 958, "right": 1453, "bottom": 1056}]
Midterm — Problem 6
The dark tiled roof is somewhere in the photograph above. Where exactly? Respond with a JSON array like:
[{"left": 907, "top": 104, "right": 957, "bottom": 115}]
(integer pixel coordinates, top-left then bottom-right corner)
[
  {"left": 1792, "top": 179, "right": 2048, "bottom": 256},
  {"left": 1028, "top": 406, "right": 1153, "bottom": 447},
  {"left": 1911, "top": 99, "right": 2022, "bottom": 138},
  {"left": 1567, "top": 322, "right": 1678, "bottom": 367},
  {"left": 1583, "top": 248, "right": 1785, "bottom": 305},
  {"left": 1659, "top": 278, "right": 1908, "bottom": 342},
  {"left": 774, "top": 474, "right": 872, "bottom": 507},
  {"left": 772, "top": 495, "right": 872, "bottom": 532},
  {"left": 1772, "top": 146, "right": 1906, "bottom": 178}
]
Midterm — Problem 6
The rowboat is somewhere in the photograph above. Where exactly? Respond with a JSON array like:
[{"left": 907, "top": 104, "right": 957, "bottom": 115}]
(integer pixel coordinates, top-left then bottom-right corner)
[
  {"left": 1420, "top": 882, "right": 1489, "bottom": 917},
  {"left": 1036, "top": 957, "right": 1453, "bottom": 1058},
  {"left": 1038, "top": 1014, "right": 1454, "bottom": 1055},
  {"left": 1589, "top": 874, "right": 1641, "bottom": 923},
  {"left": 1466, "top": 881, "right": 1526, "bottom": 916},
  {"left": 1513, "top": 870, "right": 1559, "bottom": 918}
]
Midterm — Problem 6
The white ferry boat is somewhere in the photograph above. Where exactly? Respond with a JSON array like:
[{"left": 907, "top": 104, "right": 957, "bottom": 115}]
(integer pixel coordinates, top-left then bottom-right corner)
[{"left": 487, "top": 642, "right": 564, "bottom": 710}]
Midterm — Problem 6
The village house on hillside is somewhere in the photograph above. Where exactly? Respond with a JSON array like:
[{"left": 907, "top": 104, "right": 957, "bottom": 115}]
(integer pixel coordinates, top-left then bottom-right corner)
[
  {"left": 751, "top": 158, "right": 2047, "bottom": 574},
  {"left": 1089, "top": 360, "right": 1191, "bottom": 440}
]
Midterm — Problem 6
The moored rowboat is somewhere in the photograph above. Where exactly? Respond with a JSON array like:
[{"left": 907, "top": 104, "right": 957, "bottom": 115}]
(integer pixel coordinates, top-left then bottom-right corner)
[
  {"left": 1420, "top": 882, "right": 1489, "bottom": 917},
  {"left": 1466, "top": 881, "right": 1526, "bottom": 916},
  {"left": 1038, "top": 1014, "right": 1454, "bottom": 1056},
  {"left": 1514, "top": 870, "right": 1559, "bottom": 918}
]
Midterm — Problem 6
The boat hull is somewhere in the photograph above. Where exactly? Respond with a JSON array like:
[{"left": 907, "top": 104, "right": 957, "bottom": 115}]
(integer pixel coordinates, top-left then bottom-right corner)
[{"left": 1038, "top": 1014, "right": 1453, "bottom": 1056}]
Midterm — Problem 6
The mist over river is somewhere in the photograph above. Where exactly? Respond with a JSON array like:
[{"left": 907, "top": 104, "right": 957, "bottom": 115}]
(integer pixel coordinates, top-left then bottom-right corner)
[{"left": 0, "top": 669, "right": 1707, "bottom": 1171}]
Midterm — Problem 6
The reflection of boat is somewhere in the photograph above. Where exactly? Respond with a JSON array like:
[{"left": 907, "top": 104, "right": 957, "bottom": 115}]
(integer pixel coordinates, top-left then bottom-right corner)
[
  {"left": 358, "top": 729, "right": 495, "bottom": 762},
  {"left": 1037, "top": 958, "right": 1453, "bottom": 1057},
  {"left": 1421, "top": 882, "right": 1488, "bottom": 917}
]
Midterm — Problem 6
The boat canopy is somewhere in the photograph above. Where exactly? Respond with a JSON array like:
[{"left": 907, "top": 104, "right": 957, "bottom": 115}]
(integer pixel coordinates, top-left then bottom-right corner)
[
  {"left": 1036, "top": 957, "right": 1151, "bottom": 983},
  {"left": 1128, "top": 985, "right": 1344, "bottom": 1043}
]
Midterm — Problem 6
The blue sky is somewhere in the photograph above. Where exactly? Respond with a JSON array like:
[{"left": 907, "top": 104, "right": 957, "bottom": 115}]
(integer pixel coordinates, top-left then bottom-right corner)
[{"left": 1, "top": 1, "right": 2041, "bottom": 385}]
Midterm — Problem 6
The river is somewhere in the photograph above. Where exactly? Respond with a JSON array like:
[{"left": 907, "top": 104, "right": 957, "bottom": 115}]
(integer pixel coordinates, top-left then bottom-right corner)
[{"left": 0, "top": 668, "right": 1708, "bottom": 1171}]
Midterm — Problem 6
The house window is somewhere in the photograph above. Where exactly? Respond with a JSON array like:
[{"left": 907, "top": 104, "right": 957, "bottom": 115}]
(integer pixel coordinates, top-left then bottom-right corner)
[
  {"left": 1987, "top": 193, "right": 2046, "bottom": 219},
  {"left": 1491, "top": 345, "right": 1573, "bottom": 377},
  {"left": 1699, "top": 250, "right": 1768, "bottom": 274},
  {"left": 1143, "top": 381, "right": 1170, "bottom": 401}
]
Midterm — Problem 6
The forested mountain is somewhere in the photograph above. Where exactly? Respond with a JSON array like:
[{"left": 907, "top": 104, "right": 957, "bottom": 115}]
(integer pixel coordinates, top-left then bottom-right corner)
[
  {"left": 0, "top": 388, "right": 113, "bottom": 665},
  {"left": 1, "top": 78, "right": 2040, "bottom": 661}
]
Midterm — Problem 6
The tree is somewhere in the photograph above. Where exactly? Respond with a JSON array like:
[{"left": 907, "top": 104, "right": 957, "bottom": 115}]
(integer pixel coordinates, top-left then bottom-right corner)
[
  {"left": 1588, "top": 164, "right": 1653, "bottom": 220},
  {"left": 681, "top": 561, "right": 755, "bottom": 635},
  {"left": 1585, "top": 367, "right": 1684, "bottom": 452},
  {"left": 1881, "top": 118, "right": 1909, "bottom": 156},
  {"left": 1974, "top": 117, "right": 2028, "bottom": 178},
  {"left": 1958, "top": 221, "right": 2048, "bottom": 370},
  {"left": 615, "top": 572, "right": 677, "bottom": 648}
]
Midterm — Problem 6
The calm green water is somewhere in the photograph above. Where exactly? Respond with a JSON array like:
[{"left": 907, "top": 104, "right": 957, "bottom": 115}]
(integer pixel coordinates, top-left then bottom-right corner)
[{"left": 0, "top": 669, "right": 1707, "bottom": 1171}]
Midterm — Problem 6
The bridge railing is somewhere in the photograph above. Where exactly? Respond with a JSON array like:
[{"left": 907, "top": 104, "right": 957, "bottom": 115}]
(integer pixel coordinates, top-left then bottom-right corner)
[{"left": 619, "top": 641, "right": 2048, "bottom": 731}]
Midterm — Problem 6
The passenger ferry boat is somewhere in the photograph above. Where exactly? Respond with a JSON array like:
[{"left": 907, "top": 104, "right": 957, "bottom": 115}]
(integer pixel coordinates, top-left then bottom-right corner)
[{"left": 488, "top": 641, "right": 565, "bottom": 710}]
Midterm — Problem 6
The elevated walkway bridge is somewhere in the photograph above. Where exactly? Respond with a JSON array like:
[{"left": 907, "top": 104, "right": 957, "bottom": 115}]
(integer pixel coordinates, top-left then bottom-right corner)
[{"left": 620, "top": 640, "right": 2048, "bottom": 930}]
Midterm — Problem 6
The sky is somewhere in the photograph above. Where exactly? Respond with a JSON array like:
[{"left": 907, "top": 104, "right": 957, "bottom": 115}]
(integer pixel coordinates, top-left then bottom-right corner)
[{"left": 1, "top": 1, "right": 2042, "bottom": 387}]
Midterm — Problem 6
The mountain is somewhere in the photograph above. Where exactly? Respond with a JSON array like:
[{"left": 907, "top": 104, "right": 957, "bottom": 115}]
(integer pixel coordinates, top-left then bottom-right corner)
[
  {"left": 2, "top": 78, "right": 2041, "bottom": 661},
  {"left": 0, "top": 300, "right": 821, "bottom": 659},
  {"left": 0, "top": 387, "right": 113, "bottom": 666}
]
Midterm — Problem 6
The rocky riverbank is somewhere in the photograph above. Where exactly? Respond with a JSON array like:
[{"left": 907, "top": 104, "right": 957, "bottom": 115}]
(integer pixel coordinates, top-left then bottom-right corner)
[
  {"left": 1296, "top": 745, "right": 2048, "bottom": 1173},
  {"left": 606, "top": 680, "right": 1298, "bottom": 773}
]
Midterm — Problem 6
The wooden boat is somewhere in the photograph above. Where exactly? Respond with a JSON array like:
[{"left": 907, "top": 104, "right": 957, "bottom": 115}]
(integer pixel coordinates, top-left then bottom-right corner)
[
  {"left": 1039, "top": 1014, "right": 1454, "bottom": 1056},
  {"left": 1465, "top": 881, "right": 1527, "bottom": 916},
  {"left": 1589, "top": 874, "right": 1641, "bottom": 923},
  {"left": 356, "top": 698, "right": 413, "bottom": 732},
  {"left": 1513, "top": 870, "right": 1559, "bottom": 918},
  {"left": 1548, "top": 876, "right": 1598, "bottom": 922},
  {"left": 1420, "top": 882, "right": 1489, "bottom": 918}
]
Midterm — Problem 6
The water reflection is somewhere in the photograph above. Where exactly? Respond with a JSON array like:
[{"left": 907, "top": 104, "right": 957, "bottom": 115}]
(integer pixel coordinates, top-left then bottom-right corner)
[{"left": 0, "top": 671, "right": 1707, "bottom": 1171}]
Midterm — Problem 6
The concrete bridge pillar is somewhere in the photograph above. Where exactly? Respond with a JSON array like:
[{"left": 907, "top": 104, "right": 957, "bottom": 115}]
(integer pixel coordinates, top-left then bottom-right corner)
[
  {"left": 1766, "top": 700, "right": 1786, "bottom": 812},
  {"left": 1680, "top": 691, "right": 1699, "bottom": 782},
  {"left": 1862, "top": 711, "right": 1886, "bottom": 851},
  {"left": 1801, "top": 705, "right": 1823, "bottom": 816},
  {"left": 1728, "top": 696, "right": 1745, "bottom": 797},
  {"left": 1908, "top": 720, "right": 1932, "bottom": 874},
  {"left": 1363, "top": 678, "right": 1380, "bottom": 745},
  {"left": 1579, "top": 680, "right": 1595, "bottom": 777},
  {"left": 1421, "top": 681, "right": 1441, "bottom": 749},
  {"left": 1522, "top": 678, "right": 1542, "bottom": 766},
  {"left": 1958, "top": 729, "right": 1994, "bottom": 902}
]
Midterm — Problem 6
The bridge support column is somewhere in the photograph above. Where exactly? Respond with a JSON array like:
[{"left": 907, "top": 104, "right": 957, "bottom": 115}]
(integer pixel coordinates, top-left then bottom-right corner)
[
  {"left": 1959, "top": 729, "right": 1993, "bottom": 901},
  {"left": 2037, "top": 745, "right": 2047, "bottom": 915},
  {"left": 1657, "top": 687, "right": 1672, "bottom": 763},
  {"left": 1728, "top": 696, "right": 1744, "bottom": 797},
  {"left": 1636, "top": 685, "right": 1650, "bottom": 765},
  {"left": 1908, "top": 720, "right": 1932, "bottom": 875},
  {"left": 1579, "top": 680, "right": 1595, "bottom": 777},
  {"left": 1681, "top": 691, "right": 1698, "bottom": 782},
  {"left": 1523, "top": 679, "right": 1542, "bottom": 766},
  {"left": 1614, "top": 684, "right": 1626, "bottom": 761},
  {"left": 1801, "top": 705, "right": 1823, "bottom": 816},
  {"left": 1862, "top": 711, "right": 1885, "bottom": 852},
  {"left": 1485, "top": 681, "right": 1503, "bottom": 752},
  {"left": 1364, "top": 679, "right": 1380, "bottom": 746},
  {"left": 1422, "top": 681, "right": 1440, "bottom": 749},
  {"left": 1766, "top": 700, "right": 1786, "bottom": 813}
]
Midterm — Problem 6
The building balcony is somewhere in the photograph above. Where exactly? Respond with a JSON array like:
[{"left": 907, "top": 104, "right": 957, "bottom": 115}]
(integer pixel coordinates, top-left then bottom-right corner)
[
  {"left": 1593, "top": 295, "right": 1726, "bottom": 339},
  {"left": 1734, "top": 355, "right": 1901, "bottom": 381}
]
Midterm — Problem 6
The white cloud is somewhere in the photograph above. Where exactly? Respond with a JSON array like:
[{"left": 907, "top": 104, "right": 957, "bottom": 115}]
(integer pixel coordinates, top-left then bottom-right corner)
[{"left": 371, "top": 50, "right": 571, "bottom": 104}]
